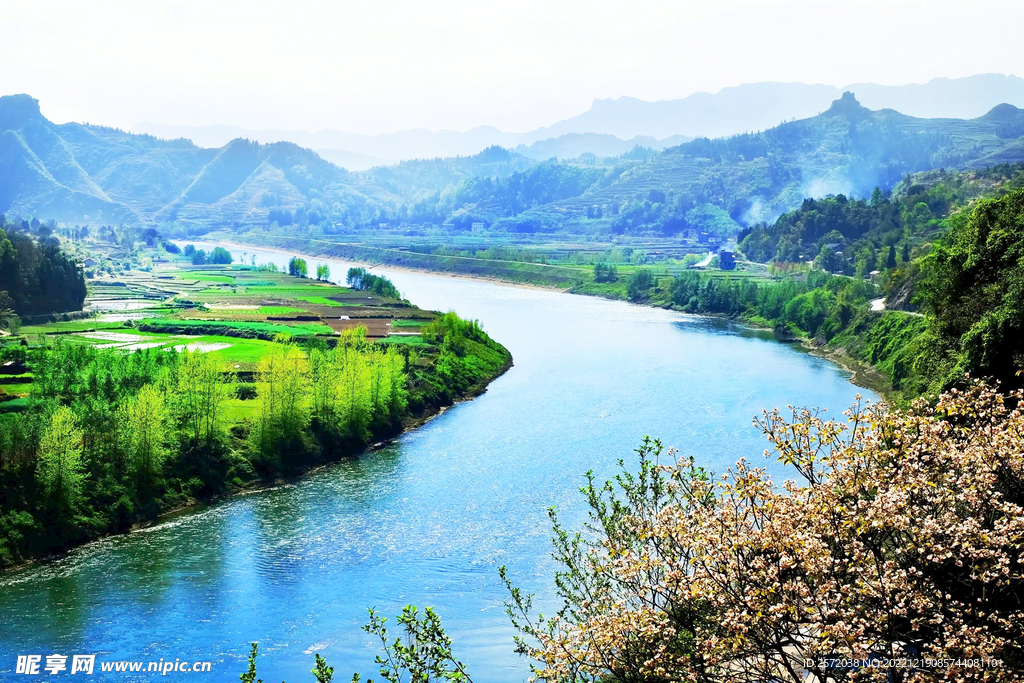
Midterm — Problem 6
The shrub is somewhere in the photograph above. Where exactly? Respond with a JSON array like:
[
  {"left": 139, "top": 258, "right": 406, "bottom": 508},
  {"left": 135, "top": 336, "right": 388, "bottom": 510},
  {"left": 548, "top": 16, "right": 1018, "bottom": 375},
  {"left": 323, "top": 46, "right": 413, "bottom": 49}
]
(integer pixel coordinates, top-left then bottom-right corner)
[{"left": 626, "top": 268, "right": 654, "bottom": 300}]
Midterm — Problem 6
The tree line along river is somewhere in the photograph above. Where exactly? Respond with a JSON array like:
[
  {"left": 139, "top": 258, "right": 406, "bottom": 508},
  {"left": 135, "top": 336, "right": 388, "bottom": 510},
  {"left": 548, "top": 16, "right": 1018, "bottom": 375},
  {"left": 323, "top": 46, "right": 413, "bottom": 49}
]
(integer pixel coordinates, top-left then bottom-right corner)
[{"left": 0, "top": 244, "right": 877, "bottom": 682}]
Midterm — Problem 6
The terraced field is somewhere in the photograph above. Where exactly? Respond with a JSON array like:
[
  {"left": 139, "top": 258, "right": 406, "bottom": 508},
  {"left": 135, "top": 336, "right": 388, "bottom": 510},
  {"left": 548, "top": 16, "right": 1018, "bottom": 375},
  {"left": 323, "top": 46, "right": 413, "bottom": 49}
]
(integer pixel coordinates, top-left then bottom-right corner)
[{"left": 19, "top": 263, "right": 438, "bottom": 370}]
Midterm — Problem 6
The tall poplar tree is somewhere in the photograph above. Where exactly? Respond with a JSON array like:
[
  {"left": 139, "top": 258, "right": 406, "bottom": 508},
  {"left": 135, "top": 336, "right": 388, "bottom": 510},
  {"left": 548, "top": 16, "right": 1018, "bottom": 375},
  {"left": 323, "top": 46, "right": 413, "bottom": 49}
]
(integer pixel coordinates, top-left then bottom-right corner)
[
  {"left": 124, "top": 384, "right": 169, "bottom": 489},
  {"left": 36, "top": 406, "right": 87, "bottom": 516}
]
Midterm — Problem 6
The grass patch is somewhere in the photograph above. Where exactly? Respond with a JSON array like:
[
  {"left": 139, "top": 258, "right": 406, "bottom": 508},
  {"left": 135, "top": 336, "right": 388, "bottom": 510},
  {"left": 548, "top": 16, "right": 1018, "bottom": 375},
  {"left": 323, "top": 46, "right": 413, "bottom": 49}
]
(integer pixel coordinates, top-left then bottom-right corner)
[
  {"left": 200, "top": 336, "right": 279, "bottom": 364},
  {"left": 297, "top": 295, "right": 347, "bottom": 306},
  {"left": 378, "top": 335, "right": 426, "bottom": 346},
  {"left": 0, "top": 397, "right": 31, "bottom": 413},
  {"left": 258, "top": 306, "right": 309, "bottom": 315},
  {"left": 221, "top": 397, "right": 258, "bottom": 422},
  {"left": 175, "top": 272, "right": 236, "bottom": 284},
  {"left": 139, "top": 318, "right": 333, "bottom": 337}
]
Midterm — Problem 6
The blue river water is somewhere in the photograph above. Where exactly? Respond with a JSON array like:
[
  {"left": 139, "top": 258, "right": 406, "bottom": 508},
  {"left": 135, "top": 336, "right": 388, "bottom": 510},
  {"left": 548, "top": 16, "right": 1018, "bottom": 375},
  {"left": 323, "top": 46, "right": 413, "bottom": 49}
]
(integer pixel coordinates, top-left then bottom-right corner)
[{"left": 0, "top": 244, "right": 878, "bottom": 681}]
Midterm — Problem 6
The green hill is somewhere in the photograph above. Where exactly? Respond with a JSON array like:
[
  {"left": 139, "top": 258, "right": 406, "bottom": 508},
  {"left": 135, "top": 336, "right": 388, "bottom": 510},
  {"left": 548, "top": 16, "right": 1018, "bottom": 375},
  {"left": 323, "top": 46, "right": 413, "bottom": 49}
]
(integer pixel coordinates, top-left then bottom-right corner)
[{"left": 738, "top": 162, "right": 1024, "bottom": 281}]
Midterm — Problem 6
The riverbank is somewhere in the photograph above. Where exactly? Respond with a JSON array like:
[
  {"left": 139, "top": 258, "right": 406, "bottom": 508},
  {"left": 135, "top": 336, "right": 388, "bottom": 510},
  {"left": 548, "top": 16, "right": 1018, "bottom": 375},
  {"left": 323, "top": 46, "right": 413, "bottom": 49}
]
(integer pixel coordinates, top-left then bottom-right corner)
[
  {"left": 803, "top": 342, "right": 892, "bottom": 398},
  {"left": 218, "top": 232, "right": 898, "bottom": 400},
  {"left": 0, "top": 265, "right": 514, "bottom": 570},
  {"left": 216, "top": 233, "right": 589, "bottom": 288},
  {"left": 3, "top": 349, "right": 514, "bottom": 574}
]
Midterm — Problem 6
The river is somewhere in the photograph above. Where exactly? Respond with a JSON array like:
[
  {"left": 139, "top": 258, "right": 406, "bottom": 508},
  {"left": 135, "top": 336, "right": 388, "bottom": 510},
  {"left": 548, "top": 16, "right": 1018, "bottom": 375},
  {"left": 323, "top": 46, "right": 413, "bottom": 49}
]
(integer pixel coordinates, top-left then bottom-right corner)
[{"left": 0, "top": 243, "right": 878, "bottom": 681}]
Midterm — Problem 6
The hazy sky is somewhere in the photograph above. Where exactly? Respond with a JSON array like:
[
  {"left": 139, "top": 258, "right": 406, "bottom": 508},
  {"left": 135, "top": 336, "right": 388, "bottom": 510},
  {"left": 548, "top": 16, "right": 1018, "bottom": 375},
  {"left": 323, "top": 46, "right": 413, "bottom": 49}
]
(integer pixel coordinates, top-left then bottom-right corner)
[{"left": 2, "top": 0, "right": 1022, "bottom": 134}]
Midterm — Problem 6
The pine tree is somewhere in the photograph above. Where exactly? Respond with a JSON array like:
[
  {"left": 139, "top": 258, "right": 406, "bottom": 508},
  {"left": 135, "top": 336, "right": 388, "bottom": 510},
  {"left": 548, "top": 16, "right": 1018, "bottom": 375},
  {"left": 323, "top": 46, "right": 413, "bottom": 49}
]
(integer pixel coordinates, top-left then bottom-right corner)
[{"left": 886, "top": 244, "right": 897, "bottom": 269}]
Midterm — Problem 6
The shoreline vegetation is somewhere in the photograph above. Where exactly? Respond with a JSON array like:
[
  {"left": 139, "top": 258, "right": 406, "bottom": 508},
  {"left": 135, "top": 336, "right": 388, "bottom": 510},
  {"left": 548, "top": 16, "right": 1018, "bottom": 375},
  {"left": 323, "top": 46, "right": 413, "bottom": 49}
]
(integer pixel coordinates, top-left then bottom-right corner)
[{"left": 0, "top": 256, "right": 512, "bottom": 569}]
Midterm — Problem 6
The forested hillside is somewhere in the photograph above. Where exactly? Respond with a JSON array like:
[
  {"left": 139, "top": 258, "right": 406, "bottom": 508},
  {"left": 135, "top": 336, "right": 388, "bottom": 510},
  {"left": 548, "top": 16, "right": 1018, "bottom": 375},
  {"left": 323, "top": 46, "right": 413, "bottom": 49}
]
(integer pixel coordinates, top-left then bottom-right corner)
[
  {"left": 739, "top": 162, "right": 1024, "bottom": 277},
  {"left": 748, "top": 185, "right": 1024, "bottom": 400},
  {"left": 0, "top": 216, "right": 85, "bottom": 319},
  {"left": 362, "top": 146, "right": 536, "bottom": 202}
]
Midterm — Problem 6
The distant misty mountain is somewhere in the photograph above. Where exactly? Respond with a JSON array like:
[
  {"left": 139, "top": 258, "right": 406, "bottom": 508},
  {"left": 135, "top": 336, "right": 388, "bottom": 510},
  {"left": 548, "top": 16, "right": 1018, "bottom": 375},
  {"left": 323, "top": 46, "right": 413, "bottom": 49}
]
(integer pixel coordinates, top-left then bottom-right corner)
[
  {"left": 513, "top": 133, "right": 692, "bottom": 161},
  {"left": 406, "top": 93, "right": 1024, "bottom": 236},
  {"left": 0, "top": 93, "right": 538, "bottom": 226},
  {"left": 131, "top": 122, "right": 690, "bottom": 170},
  {"left": 543, "top": 74, "right": 1024, "bottom": 140},
  {"left": 132, "top": 74, "right": 1024, "bottom": 167},
  {"left": 131, "top": 122, "right": 532, "bottom": 170}
]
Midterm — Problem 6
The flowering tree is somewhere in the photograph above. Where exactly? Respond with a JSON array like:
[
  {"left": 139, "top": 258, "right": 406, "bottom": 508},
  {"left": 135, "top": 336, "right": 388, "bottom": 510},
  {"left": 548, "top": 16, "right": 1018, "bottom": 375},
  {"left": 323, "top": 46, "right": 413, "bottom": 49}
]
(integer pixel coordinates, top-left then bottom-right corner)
[{"left": 503, "top": 382, "right": 1024, "bottom": 682}]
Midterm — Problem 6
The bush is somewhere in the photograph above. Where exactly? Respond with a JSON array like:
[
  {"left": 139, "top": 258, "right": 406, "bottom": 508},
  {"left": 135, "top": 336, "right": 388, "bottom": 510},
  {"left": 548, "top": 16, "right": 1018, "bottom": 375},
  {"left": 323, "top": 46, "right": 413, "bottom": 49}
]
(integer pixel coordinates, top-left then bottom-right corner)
[
  {"left": 235, "top": 384, "right": 257, "bottom": 400},
  {"left": 626, "top": 268, "right": 654, "bottom": 300},
  {"left": 594, "top": 262, "right": 618, "bottom": 283}
]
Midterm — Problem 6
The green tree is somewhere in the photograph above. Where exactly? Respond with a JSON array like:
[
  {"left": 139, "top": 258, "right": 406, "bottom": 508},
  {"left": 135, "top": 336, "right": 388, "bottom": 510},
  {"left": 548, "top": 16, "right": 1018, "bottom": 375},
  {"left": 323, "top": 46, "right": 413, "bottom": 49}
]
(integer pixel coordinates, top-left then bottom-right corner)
[
  {"left": 36, "top": 407, "right": 87, "bottom": 514},
  {"left": 288, "top": 257, "right": 309, "bottom": 278},
  {"left": 346, "top": 268, "right": 401, "bottom": 299},
  {"left": 870, "top": 185, "right": 885, "bottom": 206},
  {"left": 174, "top": 352, "right": 224, "bottom": 449},
  {"left": 238, "top": 607, "right": 472, "bottom": 682},
  {"left": 209, "top": 246, "right": 233, "bottom": 264},
  {"left": 358, "top": 606, "right": 474, "bottom": 683},
  {"left": 593, "top": 262, "right": 618, "bottom": 283},
  {"left": 249, "top": 341, "right": 309, "bottom": 467},
  {"left": 814, "top": 244, "right": 844, "bottom": 273},
  {"left": 316, "top": 263, "right": 331, "bottom": 281},
  {"left": 885, "top": 244, "right": 897, "bottom": 269},
  {"left": 0, "top": 291, "right": 18, "bottom": 332},
  {"left": 123, "top": 384, "right": 169, "bottom": 489},
  {"left": 854, "top": 246, "right": 877, "bottom": 276}
]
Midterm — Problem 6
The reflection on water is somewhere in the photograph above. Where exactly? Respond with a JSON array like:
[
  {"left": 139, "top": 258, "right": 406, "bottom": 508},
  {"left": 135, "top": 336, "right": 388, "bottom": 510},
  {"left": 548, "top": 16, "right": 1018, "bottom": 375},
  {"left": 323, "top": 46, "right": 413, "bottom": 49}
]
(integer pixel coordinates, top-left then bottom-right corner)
[{"left": 0, "top": 244, "right": 878, "bottom": 681}]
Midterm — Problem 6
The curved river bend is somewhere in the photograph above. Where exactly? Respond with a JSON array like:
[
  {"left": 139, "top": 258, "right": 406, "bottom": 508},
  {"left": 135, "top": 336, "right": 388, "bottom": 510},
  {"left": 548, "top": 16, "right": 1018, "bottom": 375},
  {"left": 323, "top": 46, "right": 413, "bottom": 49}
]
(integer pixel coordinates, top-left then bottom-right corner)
[{"left": 0, "top": 245, "right": 878, "bottom": 681}]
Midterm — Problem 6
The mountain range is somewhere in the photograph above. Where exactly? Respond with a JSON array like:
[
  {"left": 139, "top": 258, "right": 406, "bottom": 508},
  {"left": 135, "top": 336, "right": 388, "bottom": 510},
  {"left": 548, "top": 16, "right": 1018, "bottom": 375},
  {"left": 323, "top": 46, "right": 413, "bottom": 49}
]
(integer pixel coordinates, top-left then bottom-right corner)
[
  {"left": 3, "top": 91, "right": 1024, "bottom": 235},
  {"left": 131, "top": 74, "right": 1024, "bottom": 169},
  {"left": 0, "top": 94, "right": 394, "bottom": 226}
]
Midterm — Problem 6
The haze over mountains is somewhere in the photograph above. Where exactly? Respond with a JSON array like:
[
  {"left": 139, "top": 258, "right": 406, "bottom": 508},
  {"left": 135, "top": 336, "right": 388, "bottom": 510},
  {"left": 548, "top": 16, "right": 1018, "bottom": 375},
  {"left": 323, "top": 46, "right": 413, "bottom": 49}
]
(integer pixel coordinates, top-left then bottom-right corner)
[
  {"left": 4, "top": 87, "right": 1024, "bottom": 236},
  {"left": 132, "top": 74, "right": 1024, "bottom": 169}
]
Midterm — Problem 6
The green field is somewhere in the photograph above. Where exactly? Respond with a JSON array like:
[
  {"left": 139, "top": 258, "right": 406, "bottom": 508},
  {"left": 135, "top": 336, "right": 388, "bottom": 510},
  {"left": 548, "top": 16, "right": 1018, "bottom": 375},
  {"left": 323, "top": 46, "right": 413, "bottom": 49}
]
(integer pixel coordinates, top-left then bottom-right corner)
[
  {"left": 22, "top": 262, "right": 441, "bottom": 370},
  {"left": 138, "top": 317, "right": 335, "bottom": 337}
]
